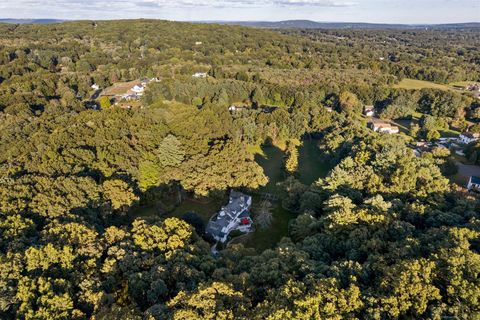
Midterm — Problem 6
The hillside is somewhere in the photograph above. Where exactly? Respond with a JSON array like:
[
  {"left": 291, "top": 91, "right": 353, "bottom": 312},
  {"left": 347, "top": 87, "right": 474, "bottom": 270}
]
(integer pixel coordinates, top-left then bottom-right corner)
[{"left": 213, "top": 19, "right": 480, "bottom": 29}]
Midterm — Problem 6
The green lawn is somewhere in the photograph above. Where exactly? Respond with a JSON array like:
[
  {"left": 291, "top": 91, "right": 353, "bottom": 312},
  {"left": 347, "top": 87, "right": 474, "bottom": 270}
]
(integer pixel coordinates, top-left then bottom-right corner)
[
  {"left": 169, "top": 197, "right": 225, "bottom": 222},
  {"left": 129, "top": 194, "right": 224, "bottom": 224},
  {"left": 393, "top": 79, "right": 451, "bottom": 91},
  {"left": 129, "top": 138, "right": 330, "bottom": 253},
  {"left": 230, "top": 203, "right": 296, "bottom": 252},
  {"left": 449, "top": 81, "right": 480, "bottom": 88},
  {"left": 297, "top": 139, "right": 331, "bottom": 185},
  {"left": 255, "top": 138, "right": 330, "bottom": 189},
  {"left": 439, "top": 128, "right": 461, "bottom": 138},
  {"left": 392, "top": 113, "right": 461, "bottom": 139},
  {"left": 254, "top": 144, "right": 286, "bottom": 194},
  {"left": 239, "top": 138, "right": 330, "bottom": 252}
]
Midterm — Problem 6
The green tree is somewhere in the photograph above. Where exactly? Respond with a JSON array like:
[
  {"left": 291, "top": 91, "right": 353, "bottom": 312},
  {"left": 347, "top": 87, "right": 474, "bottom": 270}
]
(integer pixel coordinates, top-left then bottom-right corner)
[
  {"left": 99, "top": 96, "right": 111, "bottom": 109},
  {"left": 338, "top": 91, "right": 361, "bottom": 114},
  {"left": 103, "top": 179, "right": 139, "bottom": 212},
  {"left": 426, "top": 129, "right": 441, "bottom": 141}
]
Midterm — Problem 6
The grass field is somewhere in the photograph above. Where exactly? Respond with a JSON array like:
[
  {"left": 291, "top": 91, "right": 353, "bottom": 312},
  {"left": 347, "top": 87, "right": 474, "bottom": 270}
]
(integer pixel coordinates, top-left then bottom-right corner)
[
  {"left": 238, "top": 139, "right": 330, "bottom": 251},
  {"left": 391, "top": 112, "right": 462, "bottom": 139},
  {"left": 254, "top": 145, "right": 286, "bottom": 194},
  {"left": 393, "top": 79, "right": 451, "bottom": 91},
  {"left": 297, "top": 139, "right": 331, "bottom": 185},
  {"left": 169, "top": 197, "right": 225, "bottom": 222},
  {"left": 101, "top": 80, "right": 140, "bottom": 96},
  {"left": 230, "top": 202, "right": 296, "bottom": 252},
  {"left": 449, "top": 81, "right": 480, "bottom": 88},
  {"left": 394, "top": 78, "right": 480, "bottom": 93}
]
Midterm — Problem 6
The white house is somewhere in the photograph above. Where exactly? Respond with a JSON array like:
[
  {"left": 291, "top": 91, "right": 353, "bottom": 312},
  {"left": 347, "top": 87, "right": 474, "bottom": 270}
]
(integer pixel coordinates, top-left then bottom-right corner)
[
  {"left": 193, "top": 72, "right": 208, "bottom": 78},
  {"left": 467, "top": 176, "right": 480, "bottom": 192},
  {"left": 206, "top": 191, "right": 253, "bottom": 243},
  {"left": 459, "top": 132, "right": 480, "bottom": 145},
  {"left": 228, "top": 105, "right": 247, "bottom": 112},
  {"left": 364, "top": 105, "right": 375, "bottom": 117},
  {"left": 91, "top": 84, "right": 100, "bottom": 90},
  {"left": 368, "top": 120, "right": 399, "bottom": 134},
  {"left": 131, "top": 85, "right": 145, "bottom": 95},
  {"left": 195, "top": 41, "right": 203, "bottom": 45}
]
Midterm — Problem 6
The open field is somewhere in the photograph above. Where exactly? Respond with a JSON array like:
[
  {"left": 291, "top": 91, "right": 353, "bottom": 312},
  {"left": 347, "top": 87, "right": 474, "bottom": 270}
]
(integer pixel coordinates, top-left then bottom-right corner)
[
  {"left": 392, "top": 112, "right": 462, "bottom": 138},
  {"left": 450, "top": 81, "right": 480, "bottom": 88},
  {"left": 229, "top": 202, "right": 296, "bottom": 252},
  {"left": 100, "top": 80, "right": 140, "bottom": 96},
  {"left": 393, "top": 78, "right": 451, "bottom": 91},
  {"left": 394, "top": 78, "right": 480, "bottom": 94},
  {"left": 297, "top": 139, "right": 331, "bottom": 185},
  {"left": 169, "top": 197, "right": 225, "bottom": 222}
]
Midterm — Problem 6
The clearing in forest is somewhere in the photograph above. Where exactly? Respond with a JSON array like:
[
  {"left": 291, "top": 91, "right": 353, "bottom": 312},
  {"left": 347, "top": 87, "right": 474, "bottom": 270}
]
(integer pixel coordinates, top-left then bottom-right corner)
[
  {"left": 100, "top": 80, "right": 143, "bottom": 96},
  {"left": 393, "top": 78, "right": 451, "bottom": 91}
]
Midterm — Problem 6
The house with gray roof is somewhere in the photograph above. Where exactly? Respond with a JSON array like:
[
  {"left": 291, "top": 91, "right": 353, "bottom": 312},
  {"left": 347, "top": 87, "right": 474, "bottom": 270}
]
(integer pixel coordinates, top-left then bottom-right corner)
[{"left": 206, "top": 191, "right": 253, "bottom": 243}]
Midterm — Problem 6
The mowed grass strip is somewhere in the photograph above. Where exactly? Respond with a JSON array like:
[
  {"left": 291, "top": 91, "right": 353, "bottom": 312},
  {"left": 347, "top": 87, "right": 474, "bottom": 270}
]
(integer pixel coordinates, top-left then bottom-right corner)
[{"left": 393, "top": 78, "right": 451, "bottom": 91}]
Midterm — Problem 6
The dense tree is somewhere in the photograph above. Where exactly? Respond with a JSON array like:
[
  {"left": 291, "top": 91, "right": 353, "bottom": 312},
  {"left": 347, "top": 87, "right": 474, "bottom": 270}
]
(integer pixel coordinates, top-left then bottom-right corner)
[{"left": 0, "top": 19, "right": 478, "bottom": 320}]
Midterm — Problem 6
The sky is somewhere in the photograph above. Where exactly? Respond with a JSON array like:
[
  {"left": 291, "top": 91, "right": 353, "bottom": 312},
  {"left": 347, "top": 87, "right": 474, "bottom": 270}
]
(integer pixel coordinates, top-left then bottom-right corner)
[{"left": 1, "top": 0, "right": 479, "bottom": 24}]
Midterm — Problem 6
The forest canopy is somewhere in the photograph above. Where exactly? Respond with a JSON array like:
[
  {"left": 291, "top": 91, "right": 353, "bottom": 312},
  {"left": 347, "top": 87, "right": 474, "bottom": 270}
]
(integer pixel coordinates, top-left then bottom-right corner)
[{"left": 0, "top": 20, "right": 479, "bottom": 319}]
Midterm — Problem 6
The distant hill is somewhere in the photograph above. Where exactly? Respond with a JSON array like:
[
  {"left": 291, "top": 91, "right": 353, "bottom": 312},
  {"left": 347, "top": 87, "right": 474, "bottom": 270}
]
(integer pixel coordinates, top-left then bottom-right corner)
[
  {"left": 1, "top": 18, "right": 478, "bottom": 29},
  {"left": 206, "top": 20, "right": 480, "bottom": 30},
  {"left": 0, "top": 19, "right": 64, "bottom": 24}
]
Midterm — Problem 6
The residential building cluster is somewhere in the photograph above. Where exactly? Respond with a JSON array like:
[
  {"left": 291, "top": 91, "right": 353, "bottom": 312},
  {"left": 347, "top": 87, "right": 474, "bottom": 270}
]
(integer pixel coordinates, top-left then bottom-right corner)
[
  {"left": 206, "top": 191, "right": 253, "bottom": 243},
  {"left": 115, "top": 77, "right": 160, "bottom": 101}
]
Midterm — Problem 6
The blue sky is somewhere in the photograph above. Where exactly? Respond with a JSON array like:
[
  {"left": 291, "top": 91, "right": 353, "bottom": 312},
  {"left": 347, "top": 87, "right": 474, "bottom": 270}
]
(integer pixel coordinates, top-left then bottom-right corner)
[{"left": 1, "top": 0, "right": 479, "bottom": 24}]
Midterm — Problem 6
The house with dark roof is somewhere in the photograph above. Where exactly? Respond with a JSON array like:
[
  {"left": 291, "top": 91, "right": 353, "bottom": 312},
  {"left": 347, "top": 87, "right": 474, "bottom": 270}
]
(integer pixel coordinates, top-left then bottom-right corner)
[
  {"left": 205, "top": 191, "right": 253, "bottom": 243},
  {"left": 467, "top": 176, "right": 480, "bottom": 192}
]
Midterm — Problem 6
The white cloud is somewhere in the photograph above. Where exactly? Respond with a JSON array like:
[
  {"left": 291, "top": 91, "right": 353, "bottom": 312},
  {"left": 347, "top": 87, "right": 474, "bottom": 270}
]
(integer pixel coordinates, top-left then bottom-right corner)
[
  {"left": 0, "top": 0, "right": 477, "bottom": 23},
  {"left": 3, "top": 0, "right": 356, "bottom": 9}
]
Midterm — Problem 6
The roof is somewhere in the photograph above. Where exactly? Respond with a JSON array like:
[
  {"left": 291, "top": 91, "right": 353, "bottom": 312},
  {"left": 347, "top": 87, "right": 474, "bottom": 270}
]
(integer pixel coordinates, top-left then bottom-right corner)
[
  {"left": 470, "top": 176, "right": 480, "bottom": 184},
  {"left": 461, "top": 132, "right": 480, "bottom": 139},
  {"left": 206, "top": 191, "right": 252, "bottom": 239},
  {"left": 374, "top": 123, "right": 390, "bottom": 128},
  {"left": 370, "top": 121, "right": 394, "bottom": 129}
]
